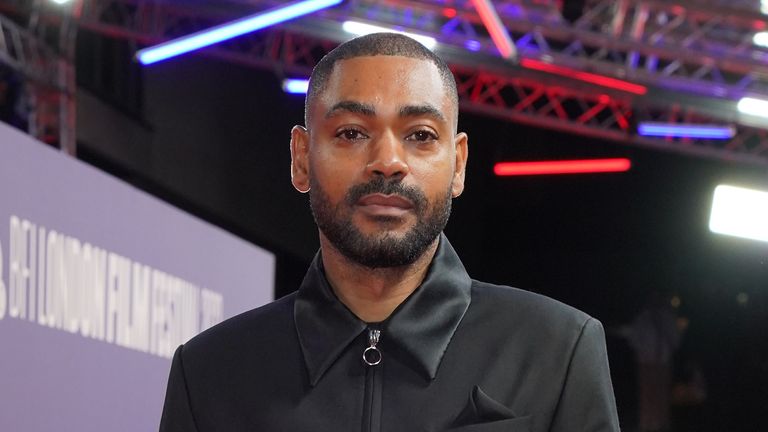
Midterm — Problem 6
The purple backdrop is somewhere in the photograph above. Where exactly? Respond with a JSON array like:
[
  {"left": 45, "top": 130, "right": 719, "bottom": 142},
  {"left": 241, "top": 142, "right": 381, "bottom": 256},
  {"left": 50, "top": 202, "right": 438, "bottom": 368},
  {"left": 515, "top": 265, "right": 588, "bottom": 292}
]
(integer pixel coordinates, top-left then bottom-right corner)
[{"left": 0, "top": 122, "right": 275, "bottom": 431}]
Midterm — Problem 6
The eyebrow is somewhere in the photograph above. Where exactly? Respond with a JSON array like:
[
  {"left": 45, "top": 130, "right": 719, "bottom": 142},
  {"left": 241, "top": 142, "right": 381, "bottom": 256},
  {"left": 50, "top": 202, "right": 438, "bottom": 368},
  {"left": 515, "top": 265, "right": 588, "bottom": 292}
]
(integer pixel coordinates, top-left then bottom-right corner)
[
  {"left": 325, "top": 100, "right": 447, "bottom": 122},
  {"left": 325, "top": 101, "right": 376, "bottom": 118},
  {"left": 398, "top": 104, "right": 446, "bottom": 122}
]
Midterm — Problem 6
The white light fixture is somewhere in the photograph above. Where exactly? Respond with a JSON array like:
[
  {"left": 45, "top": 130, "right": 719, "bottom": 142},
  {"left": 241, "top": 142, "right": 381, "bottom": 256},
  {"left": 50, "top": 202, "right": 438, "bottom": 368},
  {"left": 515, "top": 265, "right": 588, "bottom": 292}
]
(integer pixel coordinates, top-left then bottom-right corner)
[
  {"left": 282, "top": 78, "right": 309, "bottom": 94},
  {"left": 49, "top": 0, "right": 72, "bottom": 4},
  {"left": 709, "top": 185, "right": 768, "bottom": 243},
  {"left": 737, "top": 97, "right": 768, "bottom": 118},
  {"left": 341, "top": 21, "right": 437, "bottom": 50},
  {"left": 754, "top": 31, "right": 768, "bottom": 48}
]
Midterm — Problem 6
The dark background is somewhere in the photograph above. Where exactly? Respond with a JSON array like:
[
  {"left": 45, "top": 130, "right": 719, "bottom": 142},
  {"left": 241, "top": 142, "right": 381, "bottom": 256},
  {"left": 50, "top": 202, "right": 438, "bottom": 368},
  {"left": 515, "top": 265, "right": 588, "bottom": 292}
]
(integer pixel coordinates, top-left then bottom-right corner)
[{"left": 54, "top": 29, "right": 768, "bottom": 431}]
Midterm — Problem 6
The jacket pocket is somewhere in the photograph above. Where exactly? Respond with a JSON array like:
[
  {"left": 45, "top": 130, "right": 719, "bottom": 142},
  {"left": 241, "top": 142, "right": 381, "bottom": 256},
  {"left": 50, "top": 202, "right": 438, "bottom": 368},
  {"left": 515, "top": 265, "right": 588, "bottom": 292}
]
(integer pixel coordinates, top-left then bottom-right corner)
[
  {"left": 446, "top": 385, "right": 531, "bottom": 431},
  {"left": 445, "top": 415, "right": 532, "bottom": 432}
]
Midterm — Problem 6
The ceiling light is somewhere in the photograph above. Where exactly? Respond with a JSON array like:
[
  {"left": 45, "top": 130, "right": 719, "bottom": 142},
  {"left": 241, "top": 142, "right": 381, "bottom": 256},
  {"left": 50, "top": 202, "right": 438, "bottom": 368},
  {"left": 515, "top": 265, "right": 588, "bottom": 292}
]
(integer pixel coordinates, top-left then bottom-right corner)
[
  {"left": 494, "top": 158, "right": 632, "bottom": 176},
  {"left": 469, "top": 0, "right": 516, "bottom": 59},
  {"left": 754, "top": 31, "right": 768, "bottom": 48},
  {"left": 737, "top": 97, "right": 768, "bottom": 118},
  {"left": 637, "top": 122, "right": 735, "bottom": 139},
  {"left": 709, "top": 185, "right": 768, "bottom": 243},
  {"left": 282, "top": 78, "right": 309, "bottom": 94},
  {"left": 520, "top": 59, "right": 647, "bottom": 95},
  {"left": 341, "top": 21, "right": 437, "bottom": 50},
  {"left": 136, "top": 0, "right": 342, "bottom": 65},
  {"left": 464, "top": 40, "right": 482, "bottom": 52}
]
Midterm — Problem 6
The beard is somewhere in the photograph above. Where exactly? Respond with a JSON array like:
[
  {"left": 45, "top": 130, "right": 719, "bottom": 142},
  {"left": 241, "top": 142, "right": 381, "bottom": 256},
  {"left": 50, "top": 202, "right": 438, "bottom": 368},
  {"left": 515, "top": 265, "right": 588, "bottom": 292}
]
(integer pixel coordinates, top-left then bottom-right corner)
[{"left": 309, "top": 175, "right": 452, "bottom": 268}]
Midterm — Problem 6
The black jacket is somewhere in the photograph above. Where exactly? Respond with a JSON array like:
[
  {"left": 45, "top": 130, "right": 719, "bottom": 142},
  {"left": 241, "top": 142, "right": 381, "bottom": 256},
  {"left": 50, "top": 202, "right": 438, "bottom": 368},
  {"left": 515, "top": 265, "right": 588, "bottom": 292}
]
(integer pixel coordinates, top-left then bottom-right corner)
[{"left": 160, "top": 235, "right": 619, "bottom": 431}]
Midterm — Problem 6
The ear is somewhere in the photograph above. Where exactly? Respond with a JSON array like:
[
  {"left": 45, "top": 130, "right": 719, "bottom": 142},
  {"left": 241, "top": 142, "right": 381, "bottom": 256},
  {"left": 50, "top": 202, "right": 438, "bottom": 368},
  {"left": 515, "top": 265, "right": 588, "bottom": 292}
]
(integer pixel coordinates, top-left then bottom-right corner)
[
  {"left": 451, "top": 132, "right": 468, "bottom": 198},
  {"left": 290, "top": 125, "right": 311, "bottom": 193}
]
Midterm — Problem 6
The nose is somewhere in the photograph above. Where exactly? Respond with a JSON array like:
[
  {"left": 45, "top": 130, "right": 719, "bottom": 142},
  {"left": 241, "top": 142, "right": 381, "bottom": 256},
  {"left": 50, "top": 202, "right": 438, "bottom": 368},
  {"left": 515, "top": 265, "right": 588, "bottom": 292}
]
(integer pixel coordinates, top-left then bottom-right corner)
[{"left": 365, "top": 132, "right": 409, "bottom": 179}]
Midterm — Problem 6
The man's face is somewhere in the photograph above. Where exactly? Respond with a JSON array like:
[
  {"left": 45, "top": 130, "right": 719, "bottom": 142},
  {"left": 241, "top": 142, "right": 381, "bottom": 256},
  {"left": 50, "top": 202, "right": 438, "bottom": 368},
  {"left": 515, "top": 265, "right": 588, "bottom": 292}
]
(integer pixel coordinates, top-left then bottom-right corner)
[{"left": 291, "top": 55, "right": 468, "bottom": 268}]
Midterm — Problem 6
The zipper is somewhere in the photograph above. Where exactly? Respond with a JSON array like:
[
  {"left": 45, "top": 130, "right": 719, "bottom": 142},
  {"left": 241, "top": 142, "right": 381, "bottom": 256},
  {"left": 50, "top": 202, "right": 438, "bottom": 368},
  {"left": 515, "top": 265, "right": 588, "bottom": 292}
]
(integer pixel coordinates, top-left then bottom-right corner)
[
  {"left": 362, "top": 328, "right": 382, "bottom": 432},
  {"left": 363, "top": 329, "right": 382, "bottom": 366}
]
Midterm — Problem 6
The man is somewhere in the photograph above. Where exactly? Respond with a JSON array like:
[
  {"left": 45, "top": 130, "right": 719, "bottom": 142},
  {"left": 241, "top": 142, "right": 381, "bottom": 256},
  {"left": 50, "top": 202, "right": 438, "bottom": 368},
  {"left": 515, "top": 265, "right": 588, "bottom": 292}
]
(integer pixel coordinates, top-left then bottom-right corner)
[{"left": 160, "top": 33, "right": 619, "bottom": 431}]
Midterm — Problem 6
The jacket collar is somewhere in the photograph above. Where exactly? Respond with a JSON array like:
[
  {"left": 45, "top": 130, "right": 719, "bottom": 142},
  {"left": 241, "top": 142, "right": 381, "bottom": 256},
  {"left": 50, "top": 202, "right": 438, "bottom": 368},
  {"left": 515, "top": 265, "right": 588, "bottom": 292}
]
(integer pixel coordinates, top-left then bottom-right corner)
[{"left": 294, "top": 233, "right": 472, "bottom": 386}]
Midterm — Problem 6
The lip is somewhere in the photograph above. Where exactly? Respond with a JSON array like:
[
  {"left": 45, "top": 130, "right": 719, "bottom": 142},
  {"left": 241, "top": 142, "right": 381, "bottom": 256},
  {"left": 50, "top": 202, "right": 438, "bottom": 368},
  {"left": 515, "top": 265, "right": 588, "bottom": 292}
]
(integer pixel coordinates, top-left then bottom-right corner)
[
  {"left": 357, "top": 194, "right": 414, "bottom": 208},
  {"left": 356, "top": 194, "right": 414, "bottom": 217}
]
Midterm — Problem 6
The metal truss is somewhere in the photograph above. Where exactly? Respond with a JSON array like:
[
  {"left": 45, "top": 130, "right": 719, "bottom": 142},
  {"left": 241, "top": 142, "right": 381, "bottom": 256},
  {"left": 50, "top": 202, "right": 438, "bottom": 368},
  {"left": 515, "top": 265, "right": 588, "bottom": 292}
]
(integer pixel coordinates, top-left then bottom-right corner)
[
  {"left": 454, "top": 67, "right": 768, "bottom": 165},
  {"left": 1, "top": 0, "right": 768, "bottom": 166},
  {"left": 64, "top": 0, "right": 768, "bottom": 101},
  {"left": 0, "top": 1, "right": 76, "bottom": 153},
  {"left": 319, "top": 0, "right": 768, "bottom": 100},
  {"left": 0, "top": 13, "right": 58, "bottom": 86},
  {"left": 570, "top": 0, "right": 768, "bottom": 98}
]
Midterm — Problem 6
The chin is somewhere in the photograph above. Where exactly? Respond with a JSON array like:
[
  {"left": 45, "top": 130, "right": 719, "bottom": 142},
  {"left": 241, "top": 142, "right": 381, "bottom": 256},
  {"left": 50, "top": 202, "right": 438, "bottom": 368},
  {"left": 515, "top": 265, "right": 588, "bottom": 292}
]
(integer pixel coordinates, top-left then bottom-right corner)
[{"left": 357, "top": 221, "right": 413, "bottom": 237}]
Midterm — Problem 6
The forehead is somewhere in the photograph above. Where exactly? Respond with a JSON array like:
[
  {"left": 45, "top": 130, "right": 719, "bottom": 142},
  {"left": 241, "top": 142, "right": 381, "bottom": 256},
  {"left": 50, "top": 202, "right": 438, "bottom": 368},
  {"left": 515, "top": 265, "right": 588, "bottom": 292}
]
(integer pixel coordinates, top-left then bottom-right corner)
[{"left": 311, "top": 55, "right": 453, "bottom": 121}]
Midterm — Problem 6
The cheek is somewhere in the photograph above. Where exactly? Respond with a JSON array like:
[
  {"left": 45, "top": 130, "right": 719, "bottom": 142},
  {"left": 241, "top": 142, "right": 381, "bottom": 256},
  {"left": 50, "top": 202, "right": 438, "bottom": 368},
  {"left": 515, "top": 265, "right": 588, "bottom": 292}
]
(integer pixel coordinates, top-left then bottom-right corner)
[
  {"left": 310, "top": 150, "right": 358, "bottom": 198},
  {"left": 411, "top": 152, "right": 456, "bottom": 193}
]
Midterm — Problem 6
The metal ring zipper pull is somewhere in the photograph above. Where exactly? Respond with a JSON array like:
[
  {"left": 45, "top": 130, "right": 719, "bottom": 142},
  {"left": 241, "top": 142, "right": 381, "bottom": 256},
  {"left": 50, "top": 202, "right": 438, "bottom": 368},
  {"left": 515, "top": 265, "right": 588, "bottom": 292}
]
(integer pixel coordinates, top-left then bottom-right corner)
[{"left": 363, "top": 329, "right": 382, "bottom": 366}]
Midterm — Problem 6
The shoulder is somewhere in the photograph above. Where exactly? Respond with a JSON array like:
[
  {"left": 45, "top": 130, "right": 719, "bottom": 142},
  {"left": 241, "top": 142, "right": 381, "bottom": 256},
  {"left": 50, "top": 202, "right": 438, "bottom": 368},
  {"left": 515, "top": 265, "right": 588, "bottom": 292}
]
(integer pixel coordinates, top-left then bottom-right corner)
[
  {"left": 471, "top": 280, "right": 590, "bottom": 320},
  {"left": 468, "top": 280, "right": 598, "bottom": 340},
  {"left": 182, "top": 292, "right": 297, "bottom": 358},
  {"left": 166, "top": 293, "right": 307, "bottom": 415}
]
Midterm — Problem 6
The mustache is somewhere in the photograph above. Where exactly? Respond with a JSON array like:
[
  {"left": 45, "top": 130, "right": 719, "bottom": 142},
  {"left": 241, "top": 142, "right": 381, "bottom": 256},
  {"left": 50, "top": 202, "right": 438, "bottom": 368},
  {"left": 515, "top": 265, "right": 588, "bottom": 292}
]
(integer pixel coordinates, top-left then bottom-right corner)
[{"left": 345, "top": 177, "right": 427, "bottom": 212}]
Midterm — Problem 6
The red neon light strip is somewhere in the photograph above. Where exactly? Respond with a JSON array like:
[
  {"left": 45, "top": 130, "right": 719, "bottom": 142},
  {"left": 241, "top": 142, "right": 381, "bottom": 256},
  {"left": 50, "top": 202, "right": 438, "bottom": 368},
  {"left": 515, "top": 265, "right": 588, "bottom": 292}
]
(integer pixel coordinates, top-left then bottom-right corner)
[
  {"left": 520, "top": 59, "right": 647, "bottom": 95},
  {"left": 470, "top": 0, "right": 515, "bottom": 59},
  {"left": 494, "top": 158, "right": 632, "bottom": 176}
]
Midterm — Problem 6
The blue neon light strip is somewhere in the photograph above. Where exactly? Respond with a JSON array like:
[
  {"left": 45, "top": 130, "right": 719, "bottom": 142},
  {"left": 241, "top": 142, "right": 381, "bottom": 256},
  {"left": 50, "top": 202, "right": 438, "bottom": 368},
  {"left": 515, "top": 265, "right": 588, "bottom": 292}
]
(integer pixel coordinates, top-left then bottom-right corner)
[
  {"left": 637, "top": 123, "right": 735, "bottom": 139},
  {"left": 137, "top": 0, "right": 343, "bottom": 65},
  {"left": 283, "top": 79, "right": 309, "bottom": 94}
]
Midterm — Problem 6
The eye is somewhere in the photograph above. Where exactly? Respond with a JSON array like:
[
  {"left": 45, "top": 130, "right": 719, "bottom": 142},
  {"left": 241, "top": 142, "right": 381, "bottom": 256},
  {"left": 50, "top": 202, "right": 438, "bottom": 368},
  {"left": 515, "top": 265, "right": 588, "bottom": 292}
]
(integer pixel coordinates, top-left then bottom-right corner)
[
  {"left": 335, "top": 128, "right": 369, "bottom": 141},
  {"left": 406, "top": 130, "right": 438, "bottom": 142}
]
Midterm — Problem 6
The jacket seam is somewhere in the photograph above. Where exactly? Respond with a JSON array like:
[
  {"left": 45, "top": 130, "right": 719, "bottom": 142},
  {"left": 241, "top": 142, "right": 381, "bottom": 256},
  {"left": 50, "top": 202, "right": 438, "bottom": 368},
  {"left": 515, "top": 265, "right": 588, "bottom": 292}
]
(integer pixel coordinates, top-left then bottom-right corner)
[{"left": 178, "top": 344, "right": 202, "bottom": 432}]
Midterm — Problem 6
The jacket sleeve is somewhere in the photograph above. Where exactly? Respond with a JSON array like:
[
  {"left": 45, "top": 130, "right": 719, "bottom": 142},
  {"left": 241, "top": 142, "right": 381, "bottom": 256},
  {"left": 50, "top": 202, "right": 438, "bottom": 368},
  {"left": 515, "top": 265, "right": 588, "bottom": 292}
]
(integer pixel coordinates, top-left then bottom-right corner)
[
  {"left": 549, "top": 317, "right": 620, "bottom": 432},
  {"left": 159, "top": 344, "right": 200, "bottom": 432}
]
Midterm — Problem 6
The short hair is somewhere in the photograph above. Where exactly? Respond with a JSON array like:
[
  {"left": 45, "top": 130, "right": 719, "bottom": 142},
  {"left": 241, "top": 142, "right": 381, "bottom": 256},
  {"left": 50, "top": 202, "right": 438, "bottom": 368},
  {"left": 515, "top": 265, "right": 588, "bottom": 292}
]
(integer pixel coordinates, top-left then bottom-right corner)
[{"left": 305, "top": 33, "right": 459, "bottom": 127}]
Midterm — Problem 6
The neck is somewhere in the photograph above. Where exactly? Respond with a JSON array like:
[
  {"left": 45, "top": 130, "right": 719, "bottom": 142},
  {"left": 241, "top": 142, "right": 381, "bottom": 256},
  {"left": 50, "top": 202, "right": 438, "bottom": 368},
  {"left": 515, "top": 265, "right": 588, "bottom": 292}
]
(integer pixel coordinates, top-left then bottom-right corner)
[{"left": 319, "top": 233, "right": 439, "bottom": 323}]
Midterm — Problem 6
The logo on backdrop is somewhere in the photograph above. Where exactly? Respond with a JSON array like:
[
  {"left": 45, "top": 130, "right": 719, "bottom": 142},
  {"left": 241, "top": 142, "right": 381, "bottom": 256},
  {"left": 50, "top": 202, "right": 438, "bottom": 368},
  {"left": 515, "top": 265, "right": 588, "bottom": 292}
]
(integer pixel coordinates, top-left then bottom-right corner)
[{"left": 0, "top": 215, "right": 224, "bottom": 359}]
